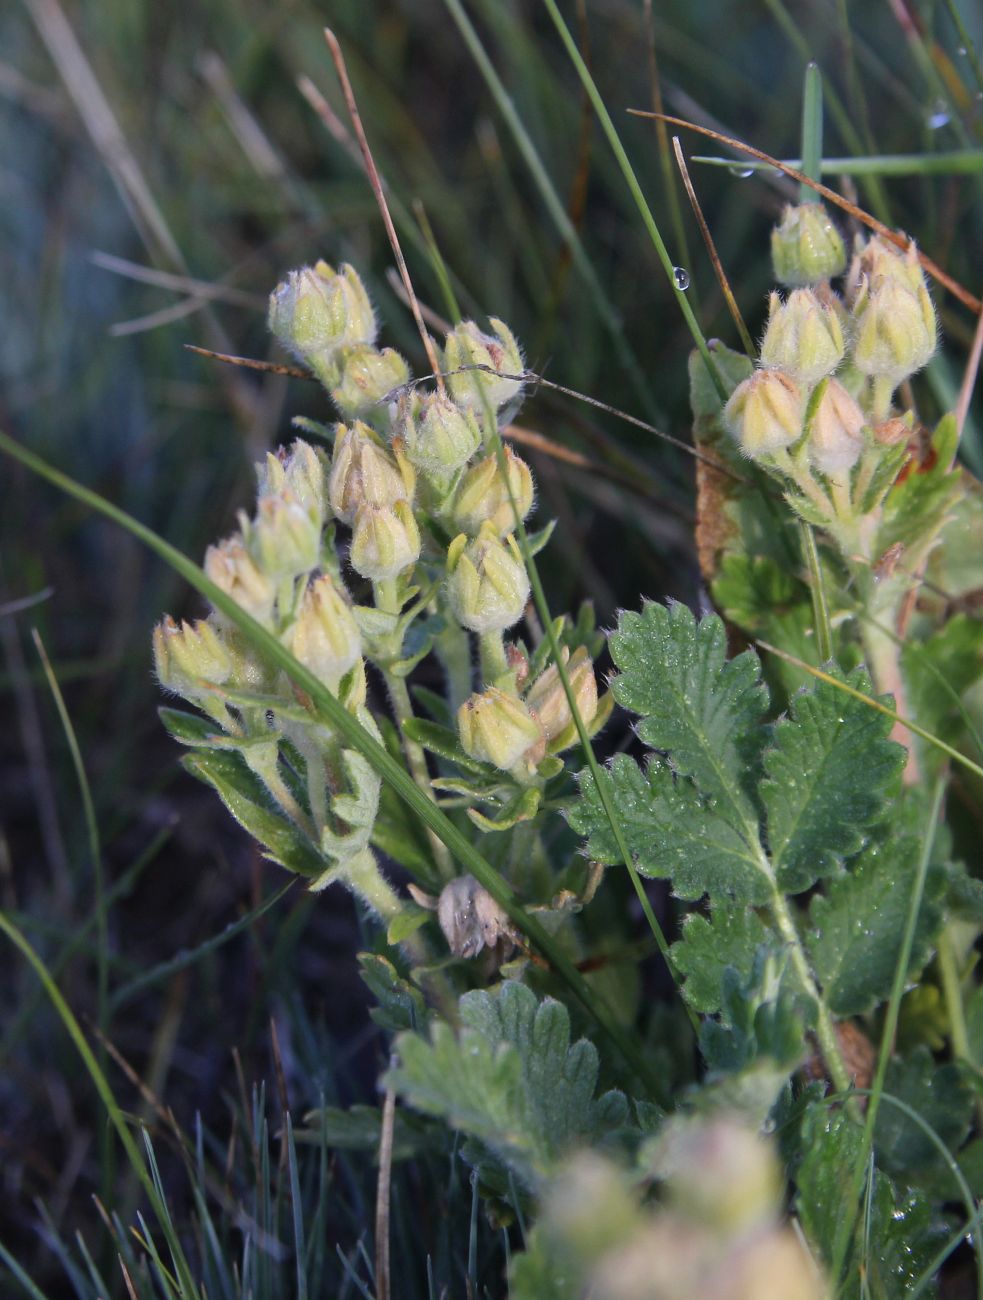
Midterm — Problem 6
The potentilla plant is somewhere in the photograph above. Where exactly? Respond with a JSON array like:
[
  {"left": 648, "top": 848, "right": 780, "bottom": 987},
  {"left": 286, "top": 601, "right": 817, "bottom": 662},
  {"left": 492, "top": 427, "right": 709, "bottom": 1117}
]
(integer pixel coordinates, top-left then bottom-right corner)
[{"left": 151, "top": 201, "right": 983, "bottom": 1297}]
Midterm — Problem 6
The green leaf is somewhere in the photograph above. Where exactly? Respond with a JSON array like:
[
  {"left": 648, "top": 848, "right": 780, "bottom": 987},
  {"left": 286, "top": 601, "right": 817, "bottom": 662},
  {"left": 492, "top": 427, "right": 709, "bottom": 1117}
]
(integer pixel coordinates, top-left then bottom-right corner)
[
  {"left": 158, "top": 705, "right": 220, "bottom": 745},
  {"left": 761, "top": 667, "right": 904, "bottom": 893},
  {"left": 358, "top": 953, "right": 427, "bottom": 1034},
  {"left": 877, "top": 413, "right": 963, "bottom": 560},
  {"left": 389, "top": 981, "right": 631, "bottom": 1188},
  {"left": 671, "top": 904, "right": 777, "bottom": 1014},
  {"left": 902, "top": 613, "right": 983, "bottom": 766},
  {"left": 873, "top": 1047, "right": 975, "bottom": 1183},
  {"left": 796, "top": 1109, "right": 944, "bottom": 1297},
  {"left": 297, "top": 1104, "right": 430, "bottom": 1162},
  {"left": 806, "top": 825, "right": 946, "bottom": 1017},
  {"left": 607, "top": 602, "right": 769, "bottom": 831},
  {"left": 571, "top": 754, "right": 770, "bottom": 904},
  {"left": 688, "top": 340, "right": 753, "bottom": 420},
  {"left": 182, "top": 749, "right": 324, "bottom": 878}
]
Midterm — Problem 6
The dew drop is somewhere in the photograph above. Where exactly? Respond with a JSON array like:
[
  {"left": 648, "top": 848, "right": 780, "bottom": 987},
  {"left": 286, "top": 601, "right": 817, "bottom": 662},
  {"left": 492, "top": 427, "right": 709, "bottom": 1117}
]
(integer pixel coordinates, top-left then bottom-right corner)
[
  {"left": 728, "top": 165, "right": 755, "bottom": 179},
  {"left": 957, "top": 45, "right": 968, "bottom": 57},
  {"left": 926, "top": 99, "right": 951, "bottom": 129},
  {"left": 673, "top": 266, "right": 690, "bottom": 291}
]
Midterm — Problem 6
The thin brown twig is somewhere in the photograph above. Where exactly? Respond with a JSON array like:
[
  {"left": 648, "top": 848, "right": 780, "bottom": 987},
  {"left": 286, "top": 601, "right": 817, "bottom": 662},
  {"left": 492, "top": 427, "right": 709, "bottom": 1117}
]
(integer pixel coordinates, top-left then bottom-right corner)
[
  {"left": 323, "top": 29, "right": 445, "bottom": 392},
  {"left": 671, "top": 136, "right": 755, "bottom": 358},
  {"left": 184, "top": 344, "right": 312, "bottom": 380},
  {"left": 955, "top": 303, "right": 983, "bottom": 442},
  {"left": 629, "top": 110, "right": 982, "bottom": 315}
]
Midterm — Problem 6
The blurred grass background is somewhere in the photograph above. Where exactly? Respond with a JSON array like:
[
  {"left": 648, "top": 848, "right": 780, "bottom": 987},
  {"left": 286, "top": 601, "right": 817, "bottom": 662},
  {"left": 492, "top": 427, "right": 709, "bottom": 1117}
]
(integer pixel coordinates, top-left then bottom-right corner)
[{"left": 1, "top": 0, "right": 981, "bottom": 1293}]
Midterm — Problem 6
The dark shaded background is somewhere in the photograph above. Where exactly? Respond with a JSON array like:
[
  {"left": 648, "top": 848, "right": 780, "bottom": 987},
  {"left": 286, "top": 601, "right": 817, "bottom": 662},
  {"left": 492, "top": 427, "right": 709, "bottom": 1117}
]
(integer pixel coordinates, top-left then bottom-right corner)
[{"left": 1, "top": 0, "right": 981, "bottom": 1293}]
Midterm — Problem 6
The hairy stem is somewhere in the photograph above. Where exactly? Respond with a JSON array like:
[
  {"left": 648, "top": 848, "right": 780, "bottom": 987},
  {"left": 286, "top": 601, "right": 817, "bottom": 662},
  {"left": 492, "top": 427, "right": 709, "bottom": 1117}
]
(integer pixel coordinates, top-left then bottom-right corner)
[{"left": 769, "top": 886, "right": 857, "bottom": 1103}]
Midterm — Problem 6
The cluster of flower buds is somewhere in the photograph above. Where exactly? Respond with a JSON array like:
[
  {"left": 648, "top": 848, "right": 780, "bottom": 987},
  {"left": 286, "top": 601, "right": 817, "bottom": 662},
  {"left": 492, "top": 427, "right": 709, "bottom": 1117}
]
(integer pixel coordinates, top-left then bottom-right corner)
[
  {"left": 157, "top": 257, "right": 609, "bottom": 923},
  {"left": 456, "top": 642, "right": 601, "bottom": 778},
  {"left": 723, "top": 203, "right": 937, "bottom": 531}
]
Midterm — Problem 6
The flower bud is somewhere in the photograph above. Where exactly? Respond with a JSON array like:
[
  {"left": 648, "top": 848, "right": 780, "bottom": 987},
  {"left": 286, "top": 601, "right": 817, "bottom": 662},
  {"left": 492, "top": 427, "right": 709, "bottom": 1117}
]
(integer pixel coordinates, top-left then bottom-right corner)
[
  {"left": 153, "top": 615, "right": 232, "bottom": 696},
  {"left": 770, "top": 202, "right": 846, "bottom": 287},
  {"left": 331, "top": 345, "right": 410, "bottom": 426},
  {"left": 457, "top": 687, "right": 546, "bottom": 772},
  {"left": 526, "top": 646, "right": 598, "bottom": 750},
  {"left": 268, "top": 261, "right": 376, "bottom": 381},
  {"left": 328, "top": 421, "right": 414, "bottom": 525},
  {"left": 723, "top": 370, "right": 805, "bottom": 460},
  {"left": 872, "top": 416, "right": 910, "bottom": 447},
  {"left": 205, "top": 536, "right": 277, "bottom": 625},
  {"left": 759, "top": 289, "right": 845, "bottom": 385},
  {"left": 246, "top": 490, "right": 321, "bottom": 580},
  {"left": 400, "top": 392, "right": 482, "bottom": 482},
  {"left": 446, "top": 523, "right": 530, "bottom": 633},
  {"left": 846, "top": 235, "right": 924, "bottom": 306},
  {"left": 443, "top": 318, "right": 524, "bottom": 414},
  {"left": 349, "top": 500, "right": 421, "bottom": 582},
  {"left": 649, "top": 1115, "right": 780, "bottom": 1235},
  {"left": 808, "top": 378, "right": 865, "bottom": 475},
  {"left": 256, "top": 440, "right": 327, "bottom": 524},
  {"left": 851, "top": 278, "right": 936, "bottom": 386},
  {"left": 288, "top": 574, "right": 362, "bottom": 689},
  {"left": 452, "top": 446, "right": 535, "bottom": 536}
]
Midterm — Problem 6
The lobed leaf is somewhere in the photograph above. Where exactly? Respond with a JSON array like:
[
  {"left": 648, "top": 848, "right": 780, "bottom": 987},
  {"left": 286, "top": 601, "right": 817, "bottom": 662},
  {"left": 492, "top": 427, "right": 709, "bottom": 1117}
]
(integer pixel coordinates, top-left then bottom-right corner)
[
  {"left": 389, "top": 981, "right": 630, "bottom": 1189},
  {"left": 761, "top": 666, "right": 904, "bottom": 894},
  {"left": 571, "top": 754, "right": 770, "bottom": 904},
  {"left": 607, "top": 602, "right": 770, "bottom": 832},
  {"left": 806, "top": 825, "right": 946, "bottom": 1017}
]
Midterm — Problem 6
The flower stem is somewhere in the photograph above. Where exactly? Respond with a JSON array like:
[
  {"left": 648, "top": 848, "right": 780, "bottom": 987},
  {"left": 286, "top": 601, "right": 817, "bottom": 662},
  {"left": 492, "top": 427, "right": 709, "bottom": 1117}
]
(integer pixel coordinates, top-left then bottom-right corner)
[
  {"left": 769, "top": 885, "right": 858, "bottom": 1105},
  {"left": 479, "top": 629, "right": 509, "bottom": 684}
]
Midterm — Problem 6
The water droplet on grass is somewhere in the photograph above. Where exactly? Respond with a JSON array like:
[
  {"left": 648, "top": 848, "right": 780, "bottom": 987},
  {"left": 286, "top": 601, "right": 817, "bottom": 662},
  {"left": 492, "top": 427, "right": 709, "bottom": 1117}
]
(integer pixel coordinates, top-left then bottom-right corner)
[
  {"left": 926, "top": 100, "right": 951, "bottom": 129},
  {"left": 673, "top": 266, "right": 690, "bottom": 291},
  {"left": 728, "top": 165, "right": 754, "bottom": 179}
]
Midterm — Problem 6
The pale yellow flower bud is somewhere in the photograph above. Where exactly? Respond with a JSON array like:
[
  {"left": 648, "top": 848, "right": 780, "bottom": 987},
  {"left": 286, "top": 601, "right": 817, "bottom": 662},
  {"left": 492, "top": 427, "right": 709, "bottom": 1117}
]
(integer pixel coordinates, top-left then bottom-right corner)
[
  {"left": 247, "top": 490, "right": 321, "bottom": 580},
  {"left": 759, "top": 289, "right": 845, "bottom": 385},
  {"left": 443, "top": 318, "right": 524, "bottom": 413},
  {"left": 256, "top": 440, "right": 327, "bottom": 524},
  {"left": 809, "top": 378, "right": 866, "bottom": 475},
  {"left": 650, "top": 1115, "right": 781, "bottom": 1235},
  {"left": 452, "top": 446, "right": 535, "bottom": 536},
  {"left": 526, "top": 646, "right": 598, "bottom": 750},
  {"left": 331, "top": 345, "right": 409, "bottom": 426},
  {"left": 328, "top": 421, "right": 413, "bottom": 525},
  {"left": 723, "top": 370, "right": 805, "bottom": 460},
  {"left": 349, "top": 499, "right": 421, "bottom": 582},
  {"left": 457, "top": 686, "right": 545, "bottom": 772},
  {"left": 288, "top": 574, "right": 362, "bottom": 689},
  {"left": 770, "top": 202, "right": 846, "bottom": 287},
  {"left": 204, "top": 536, "right": 277, "bottom": 625},
  {"left": 400, "top": 392, "right": 482, "bottom": 481},
  {"left": 851, "top": 278, "right": 936, "bottom": 385},
  {"left": 268, "top": 262, "right": 376, "bottom": 380},
  {"left": 153, "top": 615, "right": 232, "bottom": 696},
  {"left": 446, "top": 523, "right": 530, "bottom": 633}
]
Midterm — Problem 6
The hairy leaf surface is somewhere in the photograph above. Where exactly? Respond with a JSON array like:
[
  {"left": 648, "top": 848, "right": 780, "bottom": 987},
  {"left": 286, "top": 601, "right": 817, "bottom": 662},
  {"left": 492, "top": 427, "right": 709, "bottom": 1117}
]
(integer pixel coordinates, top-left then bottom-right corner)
[
  {"left": 761, "top": 667, "right": 903, "bottom": 893},
  {"left": 607, "top": 602, "right": 769, "bottom": 831},
  {"left": 571, "top": 755, "right": 769, "bottom": 903},
  {"left": 389, "top": 982, "right": 629, "bottom": 1188},
  {"left": 806, "top": 831, "right": 945, "bottom": 1017}
]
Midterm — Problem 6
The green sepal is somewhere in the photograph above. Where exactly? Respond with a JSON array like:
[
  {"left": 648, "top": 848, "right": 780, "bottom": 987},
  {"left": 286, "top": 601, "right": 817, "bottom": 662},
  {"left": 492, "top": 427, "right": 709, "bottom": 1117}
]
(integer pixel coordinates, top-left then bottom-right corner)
[{"left": 467, "top": 786, "right": 541, "bottom": 832}]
